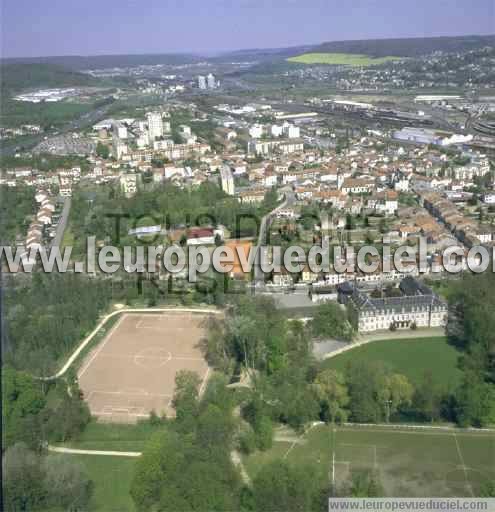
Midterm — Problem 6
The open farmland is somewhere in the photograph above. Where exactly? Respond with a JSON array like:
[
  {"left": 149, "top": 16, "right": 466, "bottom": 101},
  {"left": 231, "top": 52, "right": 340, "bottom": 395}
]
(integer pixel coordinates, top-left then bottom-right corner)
[{"left": 287, "top": 52, "right": 402, "bottom": 66}]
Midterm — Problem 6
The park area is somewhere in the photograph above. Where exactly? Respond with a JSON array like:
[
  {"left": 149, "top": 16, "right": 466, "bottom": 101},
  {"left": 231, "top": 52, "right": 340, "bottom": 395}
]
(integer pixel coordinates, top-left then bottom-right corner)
[
  {"left": 287, "top": 52, "right": 402, "bottom": 66},
  {"left": 321, "top": 337, "right": 462, "bottom": 388},
  {"left": 78, "top": 312, "right": 211, "bottom": 422},
  {"left": 244, "top": 424, "right": 495, "bottom": 497}
]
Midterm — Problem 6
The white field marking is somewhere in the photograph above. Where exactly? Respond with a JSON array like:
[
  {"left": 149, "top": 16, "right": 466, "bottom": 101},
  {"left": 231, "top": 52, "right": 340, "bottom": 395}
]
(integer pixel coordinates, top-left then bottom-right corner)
[
  {"left": 340, "top": 443, "right": 377, "bottom": 447},
  {"left": 453, "top": 432, "right": 474, "bottom": 497},
  {"left": 136, "top": 325, "right": 196, "bottom": 331},
  {"left": 172, "top": 356, "right": 205, "bottom": 361},
  {"left": 331, "top": 425, "right": 336, "bottom": 487},
  {"left": 133, "top": 351, "right": 172, "bottom": 369},
  {"left": 88, "top": 390, "right": 172, "bottom": 398},
  {"left": 199, "top": 367, "right": 211, "bottom": 397},
  {"left": 44, "top": 308, "right": 221, "bottom": 380},
  {"left": 339, "top": 441, "right": 379, "bottom": 467},
  {"left": 95, "top": 353, "right": 205, "bottom": 363},
  {"left": 98, "top": 353, "right": 171, "bottom": 360},
  {"left": 332, "top": 451, "right": 335, "bottom": 487},
  {"left": 78, "top": 315, "right": 126, "bottom": 378},
  {"left": 97, "top": 411, "right": 149, "bottom": 418},
  {"left": 341, "top": 422, "right": 495, "bottom": 433},
  {"left": 283, "top": 422, "right": 320, "bottom": 460},
  {"left": 135, "top": 318, "right": 143, "bottom": 328}
]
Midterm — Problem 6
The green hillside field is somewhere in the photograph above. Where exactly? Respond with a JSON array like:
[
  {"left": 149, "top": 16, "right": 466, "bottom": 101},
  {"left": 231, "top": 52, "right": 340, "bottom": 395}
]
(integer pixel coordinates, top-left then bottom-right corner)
[{"left": 287, "top": 52, "right": 402, "bottom": 66}]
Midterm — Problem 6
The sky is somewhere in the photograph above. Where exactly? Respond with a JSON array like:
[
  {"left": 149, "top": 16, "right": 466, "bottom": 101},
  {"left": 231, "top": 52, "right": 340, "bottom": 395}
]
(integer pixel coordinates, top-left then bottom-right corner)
[{"left": 1, "top": 0, "right": 494, "bottom": 58}]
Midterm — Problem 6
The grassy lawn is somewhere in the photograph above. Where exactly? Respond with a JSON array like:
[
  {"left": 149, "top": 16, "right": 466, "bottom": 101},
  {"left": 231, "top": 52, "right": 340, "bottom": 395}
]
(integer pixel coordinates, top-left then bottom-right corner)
[
  {"left": 320, "top": 337, "right": 462, "bottom": 389},
  {"left": 61, "top": 454, "right": 136, "bottom": 511},
  {"left": 287, "top": 53, "right": 402, "bottom": 66},
  {"left": 60, "top": 420, "right": 165, "bottom": 452},
  {"left": 244, "top": 424, "right": 495, "bottom": 497}
]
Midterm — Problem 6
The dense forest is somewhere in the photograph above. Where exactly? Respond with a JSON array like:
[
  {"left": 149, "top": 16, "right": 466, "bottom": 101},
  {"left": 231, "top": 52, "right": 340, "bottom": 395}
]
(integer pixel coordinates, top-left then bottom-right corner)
[
  {"left": 0, "top": 63, "right": 97, "bottom": 95},
  {"left": 3, "top": 273, "right": 113, "bottom": 375}
]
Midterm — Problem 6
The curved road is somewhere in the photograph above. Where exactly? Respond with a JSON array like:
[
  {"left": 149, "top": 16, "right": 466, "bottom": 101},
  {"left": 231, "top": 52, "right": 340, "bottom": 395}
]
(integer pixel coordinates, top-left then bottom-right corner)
[{"left": 254, "top": 188, "right": 295, "bottom": 287}]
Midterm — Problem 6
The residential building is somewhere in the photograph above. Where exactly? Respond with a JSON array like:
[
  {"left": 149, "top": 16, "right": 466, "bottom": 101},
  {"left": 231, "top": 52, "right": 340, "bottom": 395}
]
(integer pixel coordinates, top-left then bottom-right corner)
[
  {"left": 220, "top": 165, "right": 235, "bottom": 196},
  {"left": 120, "top": 173, "right": 138, "bottom": 198},
  {"left": 146, "top": 111, "right": 164, "bottom": 140}
]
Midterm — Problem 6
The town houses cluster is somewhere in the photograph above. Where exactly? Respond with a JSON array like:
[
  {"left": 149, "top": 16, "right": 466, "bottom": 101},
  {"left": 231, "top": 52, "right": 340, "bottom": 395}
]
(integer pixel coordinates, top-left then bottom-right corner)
[{"left": 2, "top": 98, "right": 494, "bottom": 332}]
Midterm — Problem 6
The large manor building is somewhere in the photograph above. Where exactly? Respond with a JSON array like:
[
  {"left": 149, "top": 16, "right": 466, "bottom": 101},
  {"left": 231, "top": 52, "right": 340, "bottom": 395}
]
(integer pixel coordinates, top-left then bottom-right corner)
[{"left": 338, "top": 277, "right": 448, "bottom": 333}]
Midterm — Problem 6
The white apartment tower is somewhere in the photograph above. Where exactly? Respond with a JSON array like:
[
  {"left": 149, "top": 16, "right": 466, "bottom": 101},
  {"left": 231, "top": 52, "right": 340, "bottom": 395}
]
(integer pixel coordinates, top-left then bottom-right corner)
[
  {"left": 146, "top": 111, "right": 164, "bottom": 140},
  {"left": 198, "top": 75, "right": 207, "bottom": 89},
  {"left": 207, "top": 73, "right": 216, "bottom": 89},
  {"left": 112, "top": 121, "right": 128, "bottom": 139},
  {"left": 220, "top": 165, "right": 235, "bottom": 196}
]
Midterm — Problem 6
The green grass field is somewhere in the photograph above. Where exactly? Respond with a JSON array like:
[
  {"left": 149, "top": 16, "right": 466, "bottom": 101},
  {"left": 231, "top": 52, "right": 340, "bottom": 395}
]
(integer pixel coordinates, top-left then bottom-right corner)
[
  {"left": 287, "top": 53, "right": 402, "bottom": 66},
  {"left": 1, "top": 98, "right": 92, "bottom": 128},
  {"left": 245, "top": 424, "right": 495, "bottom": 497},
  {"left": 321, "top": 337, "right": 462, "bottom": 388},
  {"left": 60, "top": 454, "right": 136, "bottom": 511},
  {"left": 60, "top": 420, "right": 164, "bottom": 452}
]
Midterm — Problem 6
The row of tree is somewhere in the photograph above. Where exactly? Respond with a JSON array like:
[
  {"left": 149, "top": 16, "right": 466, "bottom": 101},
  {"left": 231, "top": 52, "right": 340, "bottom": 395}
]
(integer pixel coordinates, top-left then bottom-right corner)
[{"left": 448, "top": 271, "right": 495, "bottom": 427}]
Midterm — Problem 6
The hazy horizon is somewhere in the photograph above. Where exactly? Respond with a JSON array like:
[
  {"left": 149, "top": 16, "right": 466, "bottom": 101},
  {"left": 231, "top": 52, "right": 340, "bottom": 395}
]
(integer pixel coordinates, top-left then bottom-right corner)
[{"left": 2, "top": 0, "right": 494, "bottom": 59}]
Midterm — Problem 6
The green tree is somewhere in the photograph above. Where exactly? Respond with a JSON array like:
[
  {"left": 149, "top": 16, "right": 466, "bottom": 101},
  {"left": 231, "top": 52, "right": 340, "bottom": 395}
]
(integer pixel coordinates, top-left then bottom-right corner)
[
  {"left": 42, "top": 455, "right": 93, "bottom": 511},
  {"left": 172, "top": 370, "right": 201, "bottom": 431},
  {"left": 310, "top": 302, "right": 353, "bottom": 341},
  {"left": 2, "top": 368, "right": 45, "bottom": 449},
  {"left": 2, "top": 443, "right": 46, "bottom": 512},
  {"left": 379, "top": 373, "right": 414, "bottom": 422},
  {"left": 413, "top": 371, "right": 442, "bottom": 422},
  {"left": 456, "top": 373, "right": 495, "bottom": 427},
  {"left": 313, "top": 369, "right": 349, "bottom": 423},
  {"left": 251, "top": 460, "right": 321, "bottom": 512},
  {"left": 95, "top": 141, "right": 110, "bottom": 159}
]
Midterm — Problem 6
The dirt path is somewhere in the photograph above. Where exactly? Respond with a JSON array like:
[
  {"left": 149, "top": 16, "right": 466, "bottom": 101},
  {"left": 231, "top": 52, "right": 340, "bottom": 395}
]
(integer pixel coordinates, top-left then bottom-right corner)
[{"left": 48, "top": 445, "right": 141, "bottom": 457}]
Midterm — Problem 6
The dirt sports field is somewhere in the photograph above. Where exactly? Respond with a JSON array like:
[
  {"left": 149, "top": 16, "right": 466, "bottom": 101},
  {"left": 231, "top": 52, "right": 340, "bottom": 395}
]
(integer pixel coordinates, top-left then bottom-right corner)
[{"left": 78, "top": 312, "right": 212, "bottom": 422}]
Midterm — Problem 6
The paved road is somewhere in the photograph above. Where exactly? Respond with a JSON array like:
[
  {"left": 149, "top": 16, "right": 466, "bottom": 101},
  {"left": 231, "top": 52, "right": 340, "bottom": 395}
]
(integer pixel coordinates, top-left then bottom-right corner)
[
  {"left": 51, "top": 197, "right": 71, "bottom": 248},
  {"left": 254, "top": 188, "right": 295, "bottom": 287}
]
